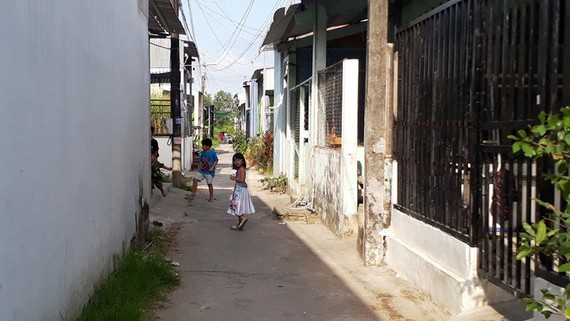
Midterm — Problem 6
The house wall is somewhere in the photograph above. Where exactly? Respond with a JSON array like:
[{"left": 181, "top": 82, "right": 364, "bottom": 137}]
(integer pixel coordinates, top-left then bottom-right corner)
[
  {"left": 386, "top": 207, "right": 516, "bottom": 315},
  {"left": 313, "top": 148, "right": 341, "bottom": 234},
  {"left": 313, "top": 147, "right": 355, "bottom": 237},
  {"left": 0, "top": 1, "right": 150, "bottom": 320},
  {"left": 155, "top": 136, "right": 173, "bottom": 168}
]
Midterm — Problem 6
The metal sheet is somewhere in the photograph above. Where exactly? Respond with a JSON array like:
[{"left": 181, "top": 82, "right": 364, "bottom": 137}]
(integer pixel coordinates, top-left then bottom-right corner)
[{"left": 149, "top": 0, "right": 185, "bottom": 35}]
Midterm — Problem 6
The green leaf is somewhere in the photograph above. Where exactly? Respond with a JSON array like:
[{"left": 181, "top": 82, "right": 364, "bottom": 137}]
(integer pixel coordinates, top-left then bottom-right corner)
[
  {"left": 507, "top": 134, "right": 520, "bottom": 141},
  {"left": 532, "top": 125, "right": 547, "bottom": 136},
  {"left": 520, "top": 232, "right": 533, "bottom": 240},
  {"left": 558, "top": 160, "right": 568, "bottom": 174},
  {"left": 548, "top": 114, "right": 560, "bottom": 127},
  {"left": 518, "top": 129, "right": 528, "bottom": 138},
  {"left": 522, "top": 222, "right": 536, "bottom": 236},
  {"left": 543, "top": 310, "right": 552, "bottom": 318},
  {"left": 516, "top": 248, "right": 533, "bottom": 260},
  {"left": 538, "top": 111, "right": 546, "bottom": 123},
  {"left": 560, "top": 245, "right": 570, "bottom": 257},
  {"left": 543, "top": 292, "right": 556, "bottom": 300},
  {"left": 521, "top": 143, "right": 536, "bottom": 157},
  {"left": 555, "top": 298, "right": 565, "bottom": 309},
  {"left": 564, "top": 133, "right": 570, "bottom": 145},
  {"left": 512, "top": 141, "right": 522, "bottom": 153},
  {"left": 536, "top": 220, "right": 547, "bottom": 245},
  {"left": 559, "top": 263, "right": 570, "bottom": 272},
  {"left": 563, "top": 114, "right": 570, "bottom": 127}
]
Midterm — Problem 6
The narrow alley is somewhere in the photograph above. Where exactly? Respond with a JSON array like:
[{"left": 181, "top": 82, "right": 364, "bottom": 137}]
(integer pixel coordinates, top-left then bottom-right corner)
[{"left": 149, "top": 144, "right": 508, "bottom": 321}]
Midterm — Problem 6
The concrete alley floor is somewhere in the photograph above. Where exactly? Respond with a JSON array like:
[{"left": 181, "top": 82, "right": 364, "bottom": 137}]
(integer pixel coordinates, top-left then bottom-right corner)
[{"left": 149, "top": 144, "right": 525, "bottom": 321}]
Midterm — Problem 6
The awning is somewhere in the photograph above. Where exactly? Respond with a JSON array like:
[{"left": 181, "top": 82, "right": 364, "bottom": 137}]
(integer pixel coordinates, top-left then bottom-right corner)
[
  {"left": 151, "top": 72, "right": 171, "bottom": 84},
  {"left": 184, "top": 41, "right": 199, "bottom": 58},
  {"left": 261, "top": 0, "right": 367, "bottom": 51},
  {"left": 149, "top": 0, "right": 186, "bottom": 35},
  {"left": 251, "top": 68, "right": 263, "bottom": 80},
  {"left": 261, "top": 4, "right": 303, "bottom": 51}
]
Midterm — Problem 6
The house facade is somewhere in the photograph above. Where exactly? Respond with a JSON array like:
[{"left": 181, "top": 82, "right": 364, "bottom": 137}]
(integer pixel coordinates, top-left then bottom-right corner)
[
  {"left": 263, "top": 0, "right": 570, "bottom": 318},
  {"left": 243, "top": 68, "right": 275, "bottom": 138},
  {"left": 149, "top": 37, "right": 198, "bottom": 173}
]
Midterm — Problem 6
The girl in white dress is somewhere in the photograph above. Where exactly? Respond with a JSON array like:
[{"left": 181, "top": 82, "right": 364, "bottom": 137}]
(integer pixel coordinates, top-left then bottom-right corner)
[{"left": 227, "top": 153, "right": 255, "bottom": 230}]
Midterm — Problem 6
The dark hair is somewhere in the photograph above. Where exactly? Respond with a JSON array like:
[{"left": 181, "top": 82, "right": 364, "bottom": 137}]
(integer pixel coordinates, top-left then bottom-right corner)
[
  {"left": 232, "top": 153, "right": 246, "bottom": 169},
  {"left": 202, "top": 138, "right": 213, "bottom": 147}
]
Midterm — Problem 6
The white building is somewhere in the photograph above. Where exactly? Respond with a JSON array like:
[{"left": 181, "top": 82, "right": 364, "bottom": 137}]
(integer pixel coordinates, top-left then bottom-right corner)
[{"left": 0, "top": 1, "right": 183, "bottom": 319}]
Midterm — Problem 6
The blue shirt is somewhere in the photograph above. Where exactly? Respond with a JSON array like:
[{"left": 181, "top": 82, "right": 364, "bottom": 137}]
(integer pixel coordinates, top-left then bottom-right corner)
[{"left": 199, "top": 149, "right": 218, "bottom": 176}]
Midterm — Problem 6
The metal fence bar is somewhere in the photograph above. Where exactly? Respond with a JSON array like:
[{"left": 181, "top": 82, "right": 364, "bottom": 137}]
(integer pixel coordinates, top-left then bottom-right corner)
[
  {"left": 151, "top": 99, "right": 171, "bottom": 135},
  {"left": 318, "top": 61, "right": 344, "bottom": 148},
  {"left": 395, "top": 0, "right": 570, "bottom": 296},
  {"left": 394, "top": 0, "right": 474, "bottom": 241}
]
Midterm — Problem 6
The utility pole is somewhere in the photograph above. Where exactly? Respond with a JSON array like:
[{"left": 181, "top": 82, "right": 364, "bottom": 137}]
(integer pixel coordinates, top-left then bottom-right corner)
[
  {"left": 363, "top": 0, "right": 390, "bottom": 266},
  {"left": 170, "top": 0, "right": 182, "bottom": 187}
]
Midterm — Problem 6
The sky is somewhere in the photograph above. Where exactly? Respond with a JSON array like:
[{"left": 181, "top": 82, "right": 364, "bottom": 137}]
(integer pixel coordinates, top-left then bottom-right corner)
[{"left": 179, "top": 0, "right": 294, "bottom": 97}]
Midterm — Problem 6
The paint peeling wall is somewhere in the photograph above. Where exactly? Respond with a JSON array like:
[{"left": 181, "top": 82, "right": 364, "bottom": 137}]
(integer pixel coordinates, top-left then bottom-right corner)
[{"left": 313, "top": 147, "right": 355, "bottom": 237}]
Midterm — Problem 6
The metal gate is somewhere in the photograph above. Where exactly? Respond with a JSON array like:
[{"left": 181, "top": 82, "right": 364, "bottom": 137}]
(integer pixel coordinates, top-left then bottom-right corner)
[
  {"left": 477, "top": 0, "right": 570, "bottom": 296},
  {"left": 395, "top": 0, "right": 570, "bottom": 296}
]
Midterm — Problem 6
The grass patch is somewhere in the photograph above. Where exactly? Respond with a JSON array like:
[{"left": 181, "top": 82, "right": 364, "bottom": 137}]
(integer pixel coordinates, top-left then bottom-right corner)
[
  {"left": 178, "top": 181, "right": 193, "bottom": 192},
  {"left": 76, "top": 228, "right": 179, "bottom": 321}
]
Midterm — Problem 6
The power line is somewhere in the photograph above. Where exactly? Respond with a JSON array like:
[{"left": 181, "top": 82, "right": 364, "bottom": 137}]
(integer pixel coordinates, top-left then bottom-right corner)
[
  {"left": 194, "top": 0, "right": 288, "bottom": 93},
  {"left": 206, "top": 0, "right": 256, "bottom": 66},
  {"left": 196, "top": 1, "right": 265, "bottom": 34},
  {"left": 185, "top": 0, "right": 198, "bottom": 53},
  {"left": 211, "top": 0, "right": 284, "bottom": 72}
]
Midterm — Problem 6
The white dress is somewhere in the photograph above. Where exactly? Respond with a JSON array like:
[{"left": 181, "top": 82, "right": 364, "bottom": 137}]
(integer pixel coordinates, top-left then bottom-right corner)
[{"left": 227, "top": 170, "right": 255, "bottom": 216}]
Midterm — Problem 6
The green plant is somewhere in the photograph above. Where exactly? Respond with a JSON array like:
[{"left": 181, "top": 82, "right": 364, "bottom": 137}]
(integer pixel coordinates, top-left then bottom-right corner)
[
  {"left": 246, "top": 132, "right": 274, "bottom": 174},
  {"left": 233, "top": 130, "right": 249, "bottom": 154},
  {"left": 76, "top": 228, "right": 180, "bottom": 321},
  {"left": 178, "top": 181, "right": 192, "bottom": 192},
  {"left": 509, "top": 106, "right": 570, "bottom": 319},
  {"left": 260, "top": 174, "right": 288, "bottom": 194}
]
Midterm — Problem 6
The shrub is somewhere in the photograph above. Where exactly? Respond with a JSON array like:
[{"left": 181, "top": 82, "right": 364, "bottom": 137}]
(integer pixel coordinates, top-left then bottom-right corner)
[
  {"left": 260, "top": 174, "right": 287, "bottom": 194},
  {"left": 232, "top": 130, "right": 248, "bottom": 154},
  {"left": 247, "top": 132, "right": 274, "bottom": 174},
  {"left": 509, "top": 106, "right": 570, "bottom": 319}
]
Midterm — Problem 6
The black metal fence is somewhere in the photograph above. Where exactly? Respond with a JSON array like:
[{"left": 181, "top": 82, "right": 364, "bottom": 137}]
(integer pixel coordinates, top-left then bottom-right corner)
[
  {"left": 151, "top": 99, "right": 170, "bottom": 135},
  {"left": 477, "top": 0, "right": 570, "bottom": 295},
  {"left": 394, "top": 0, "right": 476, "bottom": 243},
  {"left": 394, "top": 0, "right": 570, "bottom": 296}
]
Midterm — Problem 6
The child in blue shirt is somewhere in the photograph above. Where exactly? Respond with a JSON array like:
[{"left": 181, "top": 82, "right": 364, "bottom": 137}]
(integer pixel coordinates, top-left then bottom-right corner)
[{"left": 191, "top": 138, "right": 219, "bottom": 201}]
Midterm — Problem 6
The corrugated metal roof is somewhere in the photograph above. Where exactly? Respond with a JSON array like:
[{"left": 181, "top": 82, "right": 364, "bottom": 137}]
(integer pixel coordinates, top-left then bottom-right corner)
[
  {"left": 149, "top": 0, "right": 186, "bottom": 35},
  {"left": 184, "top": 41, "right": 199, "bottom": 58},
  {"left": 261, "top": 0, "right": 367, "bottom": 51}
]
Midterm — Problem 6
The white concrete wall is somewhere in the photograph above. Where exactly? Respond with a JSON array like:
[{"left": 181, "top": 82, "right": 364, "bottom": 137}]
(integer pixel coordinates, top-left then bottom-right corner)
[
  {"left": 386, "top": 209, "right": 484, "bottom": 314},
  {"left": 313, "top": 148, "right": 343, "bottom": 234},
  {"left": 385, "top": 208, "right": 519, "bottom": 315},
  {"left": 155, "top": 136, "right": 173, "bottom": 168},
  {"left": 272, "top": 51, "right": 286, "bottom": 176},
  {"left": 0, "top": 1, "right": 150, "bottom": 320},
  {"left": 313, "top": 147, "right": 357, "bottom": 237}
]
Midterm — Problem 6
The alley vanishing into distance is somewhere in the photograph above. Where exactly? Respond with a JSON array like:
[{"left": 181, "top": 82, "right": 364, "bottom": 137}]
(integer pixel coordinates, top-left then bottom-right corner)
[{"left": 149, "top": 144, "right": 451, "bottom": 321}]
